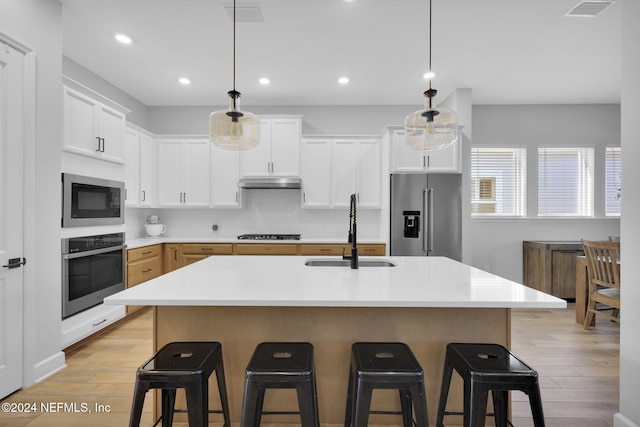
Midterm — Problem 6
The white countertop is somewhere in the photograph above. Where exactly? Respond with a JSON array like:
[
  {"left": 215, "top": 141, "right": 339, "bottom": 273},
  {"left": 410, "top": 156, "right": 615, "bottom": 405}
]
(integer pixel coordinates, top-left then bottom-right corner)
[
  {"left": 105, "top": 256, "right": 566, "bottom": 309},
  {"left": 126, "top": 237, "right": 385, "bottom": 249}
]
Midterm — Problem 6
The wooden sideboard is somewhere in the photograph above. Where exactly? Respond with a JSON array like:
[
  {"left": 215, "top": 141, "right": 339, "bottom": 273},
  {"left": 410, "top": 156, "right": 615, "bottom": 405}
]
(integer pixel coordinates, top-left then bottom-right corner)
[{"left": 523, "top": 241, "right": 584, "bottom": 299}]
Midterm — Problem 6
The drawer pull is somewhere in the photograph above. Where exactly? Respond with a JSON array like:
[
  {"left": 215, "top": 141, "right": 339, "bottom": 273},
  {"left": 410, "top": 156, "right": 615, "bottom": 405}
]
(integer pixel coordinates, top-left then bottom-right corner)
[
  {"left": 142, "top": 268, "right": 152, "bottom": 273},
  {"left": 202, "top": 248, "right": 213, "bottom": 251},
  {"left": 320, "top": 248, "right": 331, "bottom": 252},
  {"left": 92, "top": 318, "right": 107, "bottom": 327},
  {"left": 142, "top": 251, "right": 152, "bottom": 255}
]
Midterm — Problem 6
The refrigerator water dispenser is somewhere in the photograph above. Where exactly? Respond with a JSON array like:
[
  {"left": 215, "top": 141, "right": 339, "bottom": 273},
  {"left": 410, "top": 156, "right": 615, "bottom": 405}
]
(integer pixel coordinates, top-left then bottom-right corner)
[{"left": 403, "top": 211, "right": 420, "bottom": 238}]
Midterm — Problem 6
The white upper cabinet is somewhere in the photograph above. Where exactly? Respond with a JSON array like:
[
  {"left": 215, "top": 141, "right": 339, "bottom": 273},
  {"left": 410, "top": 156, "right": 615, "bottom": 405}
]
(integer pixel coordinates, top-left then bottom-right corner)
[
  {"left": 390, "top": 128, "right": 460, "bottom": 173},
  {"left": 301, "top": 137, "right": 381, "bottom": 209},
  {"left": 139, "top": 133, "right": 154, "bottom": 207},
  {"left": 241, "top": 117, "right": 302, "bottom": 177},
  {"left": 158, "top": 139, "right": 210, "bottom": 207},
  {"left": 211, "top": 145, "right": 242, "bottom": 208},
  {"left": 124, "top": 126, "right": 155, "bottom": 207},
  {"left": 301, "top": 138, "right": 332, "bottom": 208},
  {"left": 63, "top": 86, "right": 126, "bottom": 164},
  {"left": 124, "top": 128, "right": 141, "bottom": 206}
]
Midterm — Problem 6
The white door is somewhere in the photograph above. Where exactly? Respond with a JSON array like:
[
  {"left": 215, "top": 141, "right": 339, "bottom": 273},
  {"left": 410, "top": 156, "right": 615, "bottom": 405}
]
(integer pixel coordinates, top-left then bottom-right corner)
[
  {"left": 0, "top": 41, "right": 25, "bottom": 399},
  {"left": 301, "top": 138, "right": 332, "bottom": 208},
  {"left": 158, "top": 140, "right": 184, "bottom": 206},
  {"left": 211, "top": 145, "right": 241, "bottom": 208}
]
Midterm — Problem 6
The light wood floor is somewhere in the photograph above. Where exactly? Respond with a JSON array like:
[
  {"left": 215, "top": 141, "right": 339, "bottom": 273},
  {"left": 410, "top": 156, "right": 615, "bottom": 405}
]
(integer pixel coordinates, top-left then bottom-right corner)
[{"left": 0, "top": 304, "right": 619, "bottom": 427}]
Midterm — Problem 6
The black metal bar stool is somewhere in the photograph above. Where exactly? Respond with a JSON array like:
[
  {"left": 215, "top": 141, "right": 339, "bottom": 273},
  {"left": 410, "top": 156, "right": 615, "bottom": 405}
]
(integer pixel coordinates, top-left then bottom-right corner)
[
  {"left": 436, "top": 343, "right": 545, "bottom": 427},
  {"left": 240, "top": 342, "right": 320, "bottom": 427},
  {"left": 344, "top": 342, "right": 429, "bottom": 427},
  {"left": 129, "top": 341, "right": 231, "bottom": 427}
]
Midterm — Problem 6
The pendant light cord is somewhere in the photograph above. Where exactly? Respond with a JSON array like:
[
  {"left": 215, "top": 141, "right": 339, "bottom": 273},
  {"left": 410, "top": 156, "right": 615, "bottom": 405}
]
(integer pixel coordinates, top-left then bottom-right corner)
[
  {"left": 428, "top": 0, "right": 432, "bottom": 92},
  {"left": 233, "top": 0, "right": 236, "bottom": 93}
]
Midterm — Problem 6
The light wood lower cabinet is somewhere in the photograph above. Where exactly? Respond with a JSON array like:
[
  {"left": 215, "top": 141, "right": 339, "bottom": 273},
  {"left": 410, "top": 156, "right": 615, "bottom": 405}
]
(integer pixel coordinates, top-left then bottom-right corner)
[
  {"left": 299, "top": 243, "right": 385, "bottom": 256},
  {"left": 163, "top": 244, "right": 180, "bottom": 274},
  {"left": 234, "top": 244, "right": 298, "bottom": 255},
  {"left": 523, "top": 241, "right": 584, "bottom": 299},
  {"left": 126, "top": 245, "right": 163, "bottom": 314},
  {"left": 180, "top": 243, "right": 233, "bottom": 267}
]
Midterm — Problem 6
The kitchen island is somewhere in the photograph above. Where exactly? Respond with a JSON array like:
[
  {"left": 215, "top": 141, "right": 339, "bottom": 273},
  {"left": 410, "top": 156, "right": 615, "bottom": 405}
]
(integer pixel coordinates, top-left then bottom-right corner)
[{"left": 106, "top": 255, "right": 565, "bottom": 425}]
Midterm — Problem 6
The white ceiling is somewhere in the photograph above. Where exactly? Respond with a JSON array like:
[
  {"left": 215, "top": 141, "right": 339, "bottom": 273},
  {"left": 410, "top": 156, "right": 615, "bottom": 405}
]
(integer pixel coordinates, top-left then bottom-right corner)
[{"left": 60, "top": 0, "right": 621, "bottom": 107}]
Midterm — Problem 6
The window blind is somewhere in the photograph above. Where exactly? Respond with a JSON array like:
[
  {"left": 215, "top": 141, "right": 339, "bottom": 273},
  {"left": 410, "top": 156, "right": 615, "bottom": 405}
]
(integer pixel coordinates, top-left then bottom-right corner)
[
  {"left": 471, "top": 147, "right": 526, "bottom": 216},
  {"left": 538, "top": 147, "right": 594, "bottom": 216},
  {"left": 605, "top": 146, "right": 621, "bottom": 216}
]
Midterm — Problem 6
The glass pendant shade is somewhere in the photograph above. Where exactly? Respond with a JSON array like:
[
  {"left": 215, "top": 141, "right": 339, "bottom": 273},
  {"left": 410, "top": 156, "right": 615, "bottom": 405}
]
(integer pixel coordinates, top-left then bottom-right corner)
[
  {"left": 404, "top": 90, "right": 458, "bottom": 151},
  {"left": 209, "top": 91, "right": 260, "bottom": 150}
]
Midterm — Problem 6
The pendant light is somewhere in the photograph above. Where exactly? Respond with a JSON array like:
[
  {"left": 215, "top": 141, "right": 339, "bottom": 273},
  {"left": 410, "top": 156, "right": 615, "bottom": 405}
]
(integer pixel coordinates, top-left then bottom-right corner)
[
  {"left": 209, "top": 0, "right": 260, "bottom": 150},
  {"left": 404, "top": 0, "right": 458, "bottom": 151}
]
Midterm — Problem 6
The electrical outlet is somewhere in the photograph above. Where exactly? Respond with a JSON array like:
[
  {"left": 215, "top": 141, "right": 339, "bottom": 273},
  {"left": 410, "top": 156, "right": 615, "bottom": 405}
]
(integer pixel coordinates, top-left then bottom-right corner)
[{"left": 211, "top": 224, "right": 218, "bottom": 231}]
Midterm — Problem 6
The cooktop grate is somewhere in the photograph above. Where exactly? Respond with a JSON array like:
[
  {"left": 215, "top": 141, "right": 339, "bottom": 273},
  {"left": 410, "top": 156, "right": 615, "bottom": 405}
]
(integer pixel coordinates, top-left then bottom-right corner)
[{"left": 237, "top": 234, "right": 301, "bottom": 240}]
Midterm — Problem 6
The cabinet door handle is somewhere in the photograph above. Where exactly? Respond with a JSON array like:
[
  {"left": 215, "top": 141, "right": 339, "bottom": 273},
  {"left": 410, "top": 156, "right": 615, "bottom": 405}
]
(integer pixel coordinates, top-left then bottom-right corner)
[
  {"left": 142, "top": 251, "right": 152, "bottom": 255},
  {"left": 183, "top": 193, "right": 186, "bottom": 203},
  {"left": 142, "top": 268, "right": 152, "bottom": 273},
  {"left": 96, "top": 136, "right": 102, "bottom": 152},
  {"left": 142, "top": 190, "right": 146, "bottom": 201},
  {"left": 236, "top": 192, "right": 239, "bottom": 202},
  {"left": 174, "top": 249, "right": 178, "bottom": 260}
]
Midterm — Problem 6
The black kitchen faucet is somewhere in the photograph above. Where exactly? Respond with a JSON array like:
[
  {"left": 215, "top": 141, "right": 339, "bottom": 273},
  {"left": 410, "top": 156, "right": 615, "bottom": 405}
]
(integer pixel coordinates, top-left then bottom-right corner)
[{"left": 343, "top": 193, "right": 359, "bottom": 269}]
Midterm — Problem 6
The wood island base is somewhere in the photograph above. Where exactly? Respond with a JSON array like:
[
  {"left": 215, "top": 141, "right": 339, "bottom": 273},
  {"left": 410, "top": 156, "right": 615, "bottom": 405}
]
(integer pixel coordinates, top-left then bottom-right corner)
[{"left": 153, "top": 305, "right": 510, "bottom": 426}]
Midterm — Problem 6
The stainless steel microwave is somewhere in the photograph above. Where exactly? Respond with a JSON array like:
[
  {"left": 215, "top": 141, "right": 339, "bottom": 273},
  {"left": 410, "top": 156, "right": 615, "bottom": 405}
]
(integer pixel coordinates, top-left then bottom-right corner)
[{"left": 62, "top": 173, "right": 125, "bottom": 227}]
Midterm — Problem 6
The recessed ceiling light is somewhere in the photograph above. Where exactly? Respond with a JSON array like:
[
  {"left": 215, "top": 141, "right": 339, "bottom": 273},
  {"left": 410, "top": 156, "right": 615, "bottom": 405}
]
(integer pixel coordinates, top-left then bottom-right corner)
[
  {"left": 179, "top": 77, "right": 191, "bottom": 85},
  {"left": 423, "top": 71, "right": 435, "bottom": 79},
  {"left": 259, "top": 77, "right": 270, "bottom": 85},
  {"left": 338, "top": 77, "right": 350, "bottom": 85},
  {"left": 114, "top": 33, "right": 132, "bottom": 45}
]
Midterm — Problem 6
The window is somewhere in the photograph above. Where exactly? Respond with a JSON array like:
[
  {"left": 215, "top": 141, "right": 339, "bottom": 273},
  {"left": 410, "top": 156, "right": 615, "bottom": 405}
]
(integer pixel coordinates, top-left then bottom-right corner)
[
  {"left": 605, "top": 146, "right": 621, "bottom": 216},
  {"left": 538, "top": 147, "right": 594, "bottom": 216},
  {"left": 471, "top": 147, "right": 526, "bottom": 216}
]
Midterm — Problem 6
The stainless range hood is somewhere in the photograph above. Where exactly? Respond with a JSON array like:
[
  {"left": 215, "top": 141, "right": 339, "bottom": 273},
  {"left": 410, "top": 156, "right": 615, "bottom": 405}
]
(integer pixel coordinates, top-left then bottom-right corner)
[{"left": 237, "top": 177, "right": 302, "bottom": 189}]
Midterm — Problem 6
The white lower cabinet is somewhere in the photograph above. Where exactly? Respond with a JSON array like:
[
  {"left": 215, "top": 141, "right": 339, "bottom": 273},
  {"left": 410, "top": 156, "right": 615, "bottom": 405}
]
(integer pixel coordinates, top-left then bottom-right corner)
[
  {"left": 61, "top": 304, "right": 125, "bottom": 349},
  {"left": 158, "top": 139, "right": 210, "bottom": 207},
  {"left": 302, "top": 137, "right": 381, "bottom": 209},
  {"left": 211, "top": 145, "right": 241, "bottom": 208}
]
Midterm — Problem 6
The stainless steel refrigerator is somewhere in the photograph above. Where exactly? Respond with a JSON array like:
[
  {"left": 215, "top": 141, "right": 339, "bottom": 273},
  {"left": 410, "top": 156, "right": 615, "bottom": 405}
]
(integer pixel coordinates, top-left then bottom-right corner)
[{"left": 390, "top": 173, "right": 462, "bottom": 260}]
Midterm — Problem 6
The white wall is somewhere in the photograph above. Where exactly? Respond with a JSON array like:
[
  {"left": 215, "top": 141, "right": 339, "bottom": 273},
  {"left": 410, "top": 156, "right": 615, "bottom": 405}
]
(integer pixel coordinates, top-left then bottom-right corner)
[
  {"left": 470, "top": 104, "right": 621, "bottom": 281},
  {"left": 0, "top": 0, "right": 65, "bottom": 385},
  {"left": 126, "top": 191, "right": 384, "bottom": 241},
  {"left": 62, "top": 56, "right": 149, "bottom": 129},
  {"left": 616, "top": 0, "right": 640, "bottom": 425}
]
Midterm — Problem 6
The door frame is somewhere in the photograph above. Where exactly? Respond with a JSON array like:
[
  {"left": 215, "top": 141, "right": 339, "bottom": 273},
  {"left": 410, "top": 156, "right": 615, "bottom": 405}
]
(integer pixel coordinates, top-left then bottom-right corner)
[{"left": 0, "top": 30, "right": 37, "bottom": 390}]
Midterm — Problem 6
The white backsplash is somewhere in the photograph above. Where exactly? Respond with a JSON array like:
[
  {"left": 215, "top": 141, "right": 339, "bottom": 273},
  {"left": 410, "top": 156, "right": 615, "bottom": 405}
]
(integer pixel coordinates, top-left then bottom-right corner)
[{"left": 126, "top": 189, "right": 384, "bottom": 240}]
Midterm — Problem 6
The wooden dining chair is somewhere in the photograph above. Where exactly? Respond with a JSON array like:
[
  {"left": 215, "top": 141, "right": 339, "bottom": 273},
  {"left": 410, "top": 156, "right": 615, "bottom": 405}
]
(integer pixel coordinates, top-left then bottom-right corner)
[{"left": 581, "top": 239, "right": 621, "bottom": 329}]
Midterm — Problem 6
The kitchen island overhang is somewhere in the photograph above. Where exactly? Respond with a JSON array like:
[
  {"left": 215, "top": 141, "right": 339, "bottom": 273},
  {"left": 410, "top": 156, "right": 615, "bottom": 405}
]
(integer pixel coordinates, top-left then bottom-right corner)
[{"left": 105, "top": 256, "right": 565, "bottom": 425}]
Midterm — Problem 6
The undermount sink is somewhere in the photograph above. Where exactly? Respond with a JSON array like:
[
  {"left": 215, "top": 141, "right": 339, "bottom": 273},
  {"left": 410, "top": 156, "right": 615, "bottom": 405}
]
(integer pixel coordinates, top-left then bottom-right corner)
[{"left": 304, "top": 258, "right": 396, "bottom": 267}]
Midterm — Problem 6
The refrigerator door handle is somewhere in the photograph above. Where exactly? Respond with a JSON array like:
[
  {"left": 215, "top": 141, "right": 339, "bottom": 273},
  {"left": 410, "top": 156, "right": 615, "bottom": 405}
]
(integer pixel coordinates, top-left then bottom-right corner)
[{"left": 423, "top": 188, "right": 434, "bottom": 253}]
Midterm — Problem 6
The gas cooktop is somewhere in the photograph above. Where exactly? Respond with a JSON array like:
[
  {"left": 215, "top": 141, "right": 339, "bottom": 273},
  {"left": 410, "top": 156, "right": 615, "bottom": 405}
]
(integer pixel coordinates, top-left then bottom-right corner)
[{"left": 237, "top": 234, "right": 301, "bottom": 240}]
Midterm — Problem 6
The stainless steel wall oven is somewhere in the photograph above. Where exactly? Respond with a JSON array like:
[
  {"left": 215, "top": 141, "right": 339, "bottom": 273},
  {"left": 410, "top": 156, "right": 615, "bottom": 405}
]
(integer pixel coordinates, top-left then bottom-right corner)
[{"left": 62, "top": 233, "right": 126, "bottom": 319}]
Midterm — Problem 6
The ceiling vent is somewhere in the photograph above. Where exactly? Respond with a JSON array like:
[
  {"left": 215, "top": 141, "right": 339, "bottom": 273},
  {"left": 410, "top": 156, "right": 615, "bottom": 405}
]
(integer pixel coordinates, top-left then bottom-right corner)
[
  {"left": 222, "top": 4, "right": 263, "bottom": 23},
  {"left": 566, "top": 1, "right": 616, "bottom": 17}
]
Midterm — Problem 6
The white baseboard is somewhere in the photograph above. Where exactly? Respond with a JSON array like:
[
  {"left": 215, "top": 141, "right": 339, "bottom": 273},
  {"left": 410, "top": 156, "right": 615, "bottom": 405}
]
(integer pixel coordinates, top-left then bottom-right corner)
[
  {"left": 33, "top": 351, "right": 66, "bottom": 384},
  {"left": 615, "top": 413, "right": 639, "bottom": 427}
]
